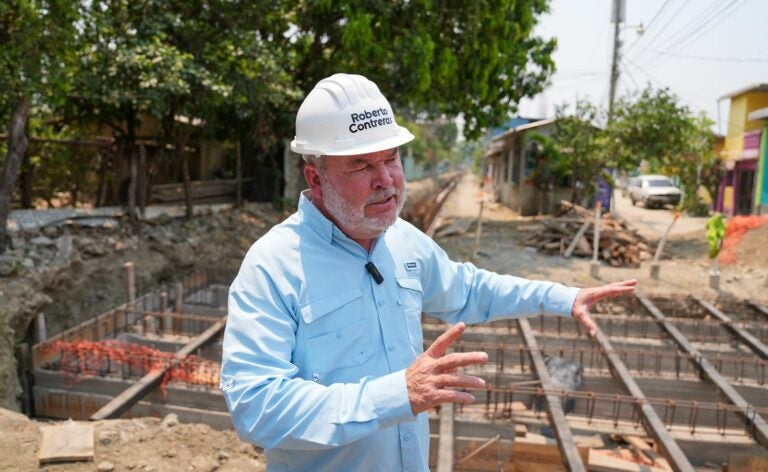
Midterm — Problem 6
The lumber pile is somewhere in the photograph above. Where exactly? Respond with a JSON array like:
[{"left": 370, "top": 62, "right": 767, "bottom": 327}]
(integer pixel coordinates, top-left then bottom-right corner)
[{"left": 523, "top": 200, "right": 654, "bottom": 267}]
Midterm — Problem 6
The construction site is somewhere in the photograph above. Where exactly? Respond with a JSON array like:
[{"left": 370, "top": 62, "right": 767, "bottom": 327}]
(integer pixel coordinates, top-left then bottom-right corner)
[{"left": 4, "top": 174, "right": 768, "bottom": 471}]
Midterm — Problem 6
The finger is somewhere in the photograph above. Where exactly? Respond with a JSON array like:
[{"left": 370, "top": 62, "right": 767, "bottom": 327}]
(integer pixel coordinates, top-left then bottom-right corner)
[
  {"left": 425, "top": 322, "right": 466, "bottom": 358},
  {"left": 576, "top": 311, "right": 597, "bottom": 336},
  {"left": 590, "top": 281, "right": 637, "bottom": 302},
  {"left": 437, "top": 351, "right": 488, "bottom": 371},
  {"left": 434, "top": 373, "right": 486, "bottom": 389},
  {"left": 433, "top": 389, "right": 476, "bottom": 405}
]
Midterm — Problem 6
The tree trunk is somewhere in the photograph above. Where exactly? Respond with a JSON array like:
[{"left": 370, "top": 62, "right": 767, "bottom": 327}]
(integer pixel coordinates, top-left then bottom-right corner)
[
  {"left": 19, "top": 150, "right": 34, "bottom": 208},
  {"left": 138, "top": 143, "right": 147, "bottom": 219},
  {"left": 0, "top": 96, "right": 31, "bottom": 253},
  {"left": 235, "top": 141, "right": 242, "bottom": 208},
  {"left": 128, "top": 145, "right": 137, "bottom": 223},
  {"left": 95, "top": 150, "right": 107, "bottom": 207},
  {"left": 177, "top": 131, "right": 193, "bottom": 219}
]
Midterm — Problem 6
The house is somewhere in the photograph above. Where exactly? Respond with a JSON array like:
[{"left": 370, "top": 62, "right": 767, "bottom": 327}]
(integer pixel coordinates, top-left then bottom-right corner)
[
  {"left": 484, "top": 118, "right": 571, "bottom": 216},
  {"left": 716, "top": 83, "right": 768, "bottom": 215},
  {"left": 748, "top": 106, "right": 768, "bottom": 214}
]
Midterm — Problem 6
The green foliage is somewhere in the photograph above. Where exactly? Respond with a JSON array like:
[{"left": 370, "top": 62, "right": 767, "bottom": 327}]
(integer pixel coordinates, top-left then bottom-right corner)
[
  {"left": 399, "top": 116, "right": 459, "bottom": 170},
  {"left": 287, "top": 0, "right": 556, "bottom": 140},
  {"left": 705, "top": 213, "right": 725, "bottom": 260},
  {"left": 605, "top": 86, "right": 718, "bottom": 213},
  {"left": 527, "top": 133, "right": 567, "bottom": 191},
  {"left": 551, "top": 100, "right": 608, "bottom": 203},
  {"left": 3, "top": 1, "right": 557, "bottom": 204}
]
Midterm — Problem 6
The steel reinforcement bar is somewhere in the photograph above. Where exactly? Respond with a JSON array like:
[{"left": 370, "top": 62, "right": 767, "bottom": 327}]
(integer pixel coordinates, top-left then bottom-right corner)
[
  {"left": 591, "top": 323, "right": 694, "bottom": 472},
  {"left": 693, "top": 295, "right": 768, "bottom": 360},
  {"left": 637, "top": 292, "right": 768, "bottom": 447},
  {"left": 517, "top": 318, "right": 585, "bottom": 472}
]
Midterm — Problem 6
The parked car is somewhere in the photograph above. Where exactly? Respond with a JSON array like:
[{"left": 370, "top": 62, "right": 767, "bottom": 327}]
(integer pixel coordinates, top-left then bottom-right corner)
[{"left": 627, "top": 175, "right": 682, "bottom": 209}]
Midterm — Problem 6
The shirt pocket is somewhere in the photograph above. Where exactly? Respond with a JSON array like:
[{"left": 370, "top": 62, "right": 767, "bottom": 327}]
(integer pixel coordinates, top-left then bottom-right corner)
[
  {"left": 396, "top": 277, "right": 424, "bottom": 352},
  {"left": 301, "top": 289, "right": 373, "bottom": 372}
]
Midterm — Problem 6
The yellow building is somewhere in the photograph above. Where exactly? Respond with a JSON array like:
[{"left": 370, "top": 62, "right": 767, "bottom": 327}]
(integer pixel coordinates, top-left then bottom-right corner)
[{"left": 716, "top": 84, "right": 768, "bottom": 215}]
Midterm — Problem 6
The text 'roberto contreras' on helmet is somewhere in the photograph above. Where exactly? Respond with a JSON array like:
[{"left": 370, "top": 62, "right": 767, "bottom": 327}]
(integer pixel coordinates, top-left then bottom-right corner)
[{"left": 290, "top": 73, "right": 415, "bottom": 157}]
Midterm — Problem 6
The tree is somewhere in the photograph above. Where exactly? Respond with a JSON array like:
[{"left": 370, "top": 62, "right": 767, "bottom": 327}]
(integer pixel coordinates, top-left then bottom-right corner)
[
  {"left": 550, "top": 101, "right": 608, "bottom": 204},
  {"left": 285, "top": 0, "right": 556, "bottom": 140},
  {"left": 0, "top": 0, "right": 77, "bottom": 253},
  {"left": 527, "top": 133, "right": 568, "bottom": 214},
  {"left": 605, "top": 86, "right": 718, "bottom": 214},
  {"left": 70, "top": 0, "right": 297, "bottom": 218}
]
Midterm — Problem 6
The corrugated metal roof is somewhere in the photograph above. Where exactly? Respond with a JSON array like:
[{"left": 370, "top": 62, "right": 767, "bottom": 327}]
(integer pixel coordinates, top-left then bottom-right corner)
[{"left": 490, "top": 118, "right": 557, "bottom": 143}]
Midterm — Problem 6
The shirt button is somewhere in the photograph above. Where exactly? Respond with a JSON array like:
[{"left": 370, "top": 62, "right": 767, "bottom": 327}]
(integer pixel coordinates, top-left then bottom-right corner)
[
  {"left": 377, "top": 299, "right": 385, "bottom": 306},
  {"left": 387, "top": 345, "right": 395, "bottom": 352},
  {"left": 335, "top": 331, "right": 342, "bottom": 339},
  {"left": 403, "top": 433, "right": 411, "bottom": 442}
]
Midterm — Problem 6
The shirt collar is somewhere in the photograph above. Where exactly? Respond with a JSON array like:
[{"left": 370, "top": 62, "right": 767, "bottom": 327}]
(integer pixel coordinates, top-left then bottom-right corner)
[{"left": 298, "top": 190, "right": 334, "bottom": 244}]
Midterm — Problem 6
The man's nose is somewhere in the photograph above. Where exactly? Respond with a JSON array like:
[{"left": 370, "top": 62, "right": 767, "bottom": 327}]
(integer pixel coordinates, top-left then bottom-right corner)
[{"left": 372, "top": 162, "right": 394, "bottom": 188}]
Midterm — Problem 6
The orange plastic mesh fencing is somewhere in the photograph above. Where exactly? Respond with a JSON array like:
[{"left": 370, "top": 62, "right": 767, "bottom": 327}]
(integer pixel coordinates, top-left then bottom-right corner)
[
  {"left": 38, "top": 340, "right": 220, "bottom": 391},
  {"left": 719, "top": 215, "right": 768, "bottom": 265}
]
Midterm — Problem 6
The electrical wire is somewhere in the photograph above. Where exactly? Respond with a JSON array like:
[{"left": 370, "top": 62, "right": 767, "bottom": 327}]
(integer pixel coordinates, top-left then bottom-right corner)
[
  {"left": 624, "top": 0, "right": 674, "bottom": 56},
  {"left": 639, "top": 0, "right": 750, "bottom": 71}
]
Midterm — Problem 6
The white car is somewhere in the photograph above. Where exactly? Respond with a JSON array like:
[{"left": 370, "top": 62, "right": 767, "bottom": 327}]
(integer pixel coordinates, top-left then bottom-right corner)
[{"left": 627, "top": 175, "right": 682, "bottom": 209}]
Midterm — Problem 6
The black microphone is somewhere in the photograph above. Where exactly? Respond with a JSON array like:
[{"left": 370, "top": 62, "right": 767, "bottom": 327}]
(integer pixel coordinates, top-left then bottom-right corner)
[{"left": 365, "top": 262, "right": 384, "bottom": 284}]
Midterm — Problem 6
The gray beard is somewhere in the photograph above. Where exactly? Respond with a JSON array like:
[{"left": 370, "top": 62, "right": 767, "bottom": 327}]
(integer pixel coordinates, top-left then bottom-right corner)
[{"left": 320, "top": 178, "right": 407, "bottom": 236}]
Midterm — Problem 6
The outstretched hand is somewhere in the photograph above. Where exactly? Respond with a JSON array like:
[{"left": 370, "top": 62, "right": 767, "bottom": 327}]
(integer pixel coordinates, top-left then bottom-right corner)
[
  {"left": 406, "top": 322, "right": 487, "bottom": 414},
  {"left": 572, "top": 279, "right": 637, "bottom": 336}
]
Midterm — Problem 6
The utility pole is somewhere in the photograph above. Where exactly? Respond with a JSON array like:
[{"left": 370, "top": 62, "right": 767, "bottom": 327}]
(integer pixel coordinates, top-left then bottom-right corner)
[{"left": 608, "top": 0, "right": 624, "bottom": 123}]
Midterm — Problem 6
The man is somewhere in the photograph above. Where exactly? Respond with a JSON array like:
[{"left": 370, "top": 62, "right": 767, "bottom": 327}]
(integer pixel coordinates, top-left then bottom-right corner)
[{"left": 221, "top": 73, "right": 636, "bottom": 471}]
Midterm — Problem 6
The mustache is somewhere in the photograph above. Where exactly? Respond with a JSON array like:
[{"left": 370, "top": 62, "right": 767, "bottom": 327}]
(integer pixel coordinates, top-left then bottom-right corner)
[{"left": 365, "top": 188, "right": 398, "bottom": 205}]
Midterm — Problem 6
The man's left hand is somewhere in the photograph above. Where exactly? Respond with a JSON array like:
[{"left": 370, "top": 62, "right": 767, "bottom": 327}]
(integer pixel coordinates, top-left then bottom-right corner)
[{"left": 572, "top": 279, "right": 637, "bottom": 336}]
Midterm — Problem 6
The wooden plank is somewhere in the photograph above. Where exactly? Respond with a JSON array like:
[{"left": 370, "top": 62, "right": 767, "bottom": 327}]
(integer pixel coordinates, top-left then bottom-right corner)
[
  {"left": 511, "top": 441, "right": 589, "bottom": 472},
  {"left": 89, "top": 318, "right": 225, "bottom": 420},
  {"left": 518, "top": 318, "right": 586, "bottom": 472},
  {"left": 588, "top": 449, "right": 667, "bottom": 472},
  {"left": 727, "top": 453, "right": 768, "bottom": 472},
  {"left": 564, "top": 221, "right": 591, "bottom": 258},
  {"left": 592, "top": 323, "right": 694, "bottom": 472},
  {"left": 38, "top": 421, "right": 94, "bottom": 464},
  {"left": 437, "top": 396, "right": 454, "bottom": 472},
  {"left": 637, "top": 293, "right": 768, "bottom": 448},
  {"left": 748, "top": 301, "right": 768, "bottom": 321},
  {"left": 455, "top": 434, "right": 499, "bottom": 468},
  {"left": 693, "top": 295, "right": 768, "bottom": 360}
]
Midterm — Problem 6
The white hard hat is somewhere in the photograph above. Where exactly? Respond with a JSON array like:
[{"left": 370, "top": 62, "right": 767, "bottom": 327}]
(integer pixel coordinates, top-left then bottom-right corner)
[{"left": 290, "top": 73, "right": 415, "bottom": 157}]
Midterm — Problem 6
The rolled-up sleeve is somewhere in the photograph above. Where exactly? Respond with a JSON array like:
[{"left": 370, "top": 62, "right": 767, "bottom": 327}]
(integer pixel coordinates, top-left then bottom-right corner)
[{"left": 415, "top": 237, "right": 579, "bottom": 324}]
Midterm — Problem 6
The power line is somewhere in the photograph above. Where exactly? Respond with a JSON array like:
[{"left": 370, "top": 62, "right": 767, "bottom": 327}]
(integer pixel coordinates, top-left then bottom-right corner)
[
  {"left": 640, "top": 0, "right": 691, "bottom": 51},
  {"left": 619, "top": 60, "right": 640, "bottom": 91},
  {"left": 667, "top": 0, "right": 749, "bottom": 56},
  {"left": 624, "top": 0, "right": 674, "bottom": 56},
  {"left": 635, "top": 46, "right": 768, "bottom": 63},
  {"left": 640, "top": 0, "right": 749, "bottom": 71},
  {"left": 635, "top": 0, "right": 723, "bottom": 60},
  {"left": 623, "top": 57, "right": 713, "bottom": 118}
]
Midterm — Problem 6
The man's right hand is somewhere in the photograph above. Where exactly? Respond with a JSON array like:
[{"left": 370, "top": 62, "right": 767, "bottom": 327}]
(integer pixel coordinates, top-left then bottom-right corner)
[{"left": 405, "top": 322, "right": 488, "bottom": 414}]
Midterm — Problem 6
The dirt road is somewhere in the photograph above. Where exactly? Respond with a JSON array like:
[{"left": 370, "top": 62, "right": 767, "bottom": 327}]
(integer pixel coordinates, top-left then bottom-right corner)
[
  {"left": 434, "top": 173, "right": 767, "bottom": 302},
  {"left": 612, "top": 191, "right": 708, "bottom": 240}
]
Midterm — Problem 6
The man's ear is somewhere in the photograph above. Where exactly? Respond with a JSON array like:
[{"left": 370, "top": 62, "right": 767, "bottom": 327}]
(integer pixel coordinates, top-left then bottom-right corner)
[{"left": 303, "top": 164, "right": 323, "bottom": 199}]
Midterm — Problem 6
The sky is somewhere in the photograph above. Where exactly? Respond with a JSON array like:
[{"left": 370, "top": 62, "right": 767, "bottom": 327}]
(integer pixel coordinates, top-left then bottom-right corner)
[{"left": 516, "top": 0, "right": 768, "bottom": 135}]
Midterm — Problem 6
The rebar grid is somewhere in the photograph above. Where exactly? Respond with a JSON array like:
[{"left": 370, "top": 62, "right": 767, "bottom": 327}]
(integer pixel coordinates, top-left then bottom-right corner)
[
  {"left": 446, "top": 341, "right": 768, "bottom": 387},
  {"left": 37, "top": 339, "right": 220, "bottom": 390},
  {"left": 454, "top": 385, "right": 768, "bottom": 439}
]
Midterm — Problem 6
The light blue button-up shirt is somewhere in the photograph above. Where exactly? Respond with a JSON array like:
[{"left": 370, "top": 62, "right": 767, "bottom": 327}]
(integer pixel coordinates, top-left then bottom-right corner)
[{"left": 221, "top": 191, "right": 579, "bottom": 471}]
